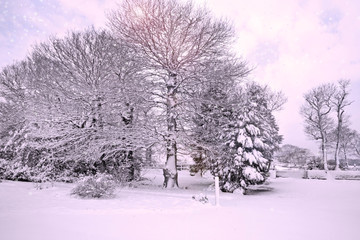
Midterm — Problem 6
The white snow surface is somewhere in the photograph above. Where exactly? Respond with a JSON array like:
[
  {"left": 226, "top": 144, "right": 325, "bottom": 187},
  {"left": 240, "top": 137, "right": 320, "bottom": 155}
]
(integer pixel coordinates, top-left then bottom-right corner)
[{"left": 1, "top": 169, "right": 360, "bottom": 240}]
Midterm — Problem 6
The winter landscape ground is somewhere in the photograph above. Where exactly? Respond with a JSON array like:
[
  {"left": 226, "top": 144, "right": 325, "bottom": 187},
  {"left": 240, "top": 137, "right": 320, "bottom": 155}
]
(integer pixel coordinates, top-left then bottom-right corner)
[{"left": 1, "top": 169, "right": 359, "bottom": 240}]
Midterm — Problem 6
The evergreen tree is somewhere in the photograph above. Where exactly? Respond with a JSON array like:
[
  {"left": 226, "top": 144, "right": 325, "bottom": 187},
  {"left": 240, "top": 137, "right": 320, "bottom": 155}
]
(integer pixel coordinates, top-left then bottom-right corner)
[{"left": 192, "top": 82, "right": 283, "bottom": 193}]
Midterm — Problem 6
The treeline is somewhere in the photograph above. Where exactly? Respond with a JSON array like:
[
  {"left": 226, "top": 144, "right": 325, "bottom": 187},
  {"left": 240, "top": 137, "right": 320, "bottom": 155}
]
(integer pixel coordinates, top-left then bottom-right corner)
[
  {"left": 0, "top": 0, "right": 284, "bottom": 192},
  {"left": 301, "top": 80, "right": 360, "bottom": 170}
]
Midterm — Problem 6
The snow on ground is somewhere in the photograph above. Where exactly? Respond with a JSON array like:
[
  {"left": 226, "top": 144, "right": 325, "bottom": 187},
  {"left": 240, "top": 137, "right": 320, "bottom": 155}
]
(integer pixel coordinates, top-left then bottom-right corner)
[{"left": 1, "top": 169, "right": 360, "bottom": 240}]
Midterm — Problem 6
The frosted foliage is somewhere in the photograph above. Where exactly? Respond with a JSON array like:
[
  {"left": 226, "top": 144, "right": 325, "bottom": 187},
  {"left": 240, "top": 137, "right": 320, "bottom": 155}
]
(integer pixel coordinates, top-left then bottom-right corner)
[
  {"left": 244, "top": 136, "right": 253, "bottom": 148},
  {"left": 246, "top": 124, "right": 260, "bottom": 136},
  {"left": 236, "top": 134, "right": 246, "bottom": 146},
  {"left": 253, "top": 137, "right": 264, "bottom": 149},
  {"left": 243, "top": 152, "right": 257, "bottom": 165},
  {"left": 242, "top": 166, "right": 264, "bottom": 182}
]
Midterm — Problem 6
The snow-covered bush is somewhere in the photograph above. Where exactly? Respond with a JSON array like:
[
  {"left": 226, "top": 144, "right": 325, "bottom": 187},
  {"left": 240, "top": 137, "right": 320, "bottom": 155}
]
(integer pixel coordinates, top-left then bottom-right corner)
[
  {"left": 192, "top": 193, "right": 209, "bottom": 204},
  {"left": 306, "top": 156, "right": 323, "bottom": 170},
  {"left": 71, "top": 174, "right": 116, "bottom": 198},
  {"left": 0, "top": 159, "right": 33, "bottom": 182},
  {"left": 0, "top": 158, "right": 7, "bottom": 180}
]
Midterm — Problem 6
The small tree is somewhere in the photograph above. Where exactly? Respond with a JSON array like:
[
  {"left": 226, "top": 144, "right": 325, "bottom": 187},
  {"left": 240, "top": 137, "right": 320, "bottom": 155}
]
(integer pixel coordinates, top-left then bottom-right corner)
[
  {"left": 189, "top": 147, "right": 209, "bottom": 177},
  {"left": 301, "top": 84, "right": 336, "bottom": 171}
]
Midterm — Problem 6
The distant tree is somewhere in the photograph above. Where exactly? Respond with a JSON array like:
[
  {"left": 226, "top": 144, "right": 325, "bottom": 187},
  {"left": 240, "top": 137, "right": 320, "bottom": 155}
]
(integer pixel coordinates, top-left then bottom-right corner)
[
  {"left": 267, "top": 90, "right": 288, "bottom": 112},
  {"left": 306, "top": 156, "right": 323, "bottom": 170},
  {"left": 274, "top": 144, "right": 313, "bottom": 168},
  {"left": 108, "top": 0, "right": 248, "bottom": 188},
  {"left": 331, "top": 80, "right": 351, "bottom": 170},
  {"left": 301, "top": 84, "right": 336, "bottom": 171},
  {"left": 337, "top": 127, "right": 358, "bottom": 167},
  {"left": 353, "top": 132, "right": 360, "bottom": 158}
]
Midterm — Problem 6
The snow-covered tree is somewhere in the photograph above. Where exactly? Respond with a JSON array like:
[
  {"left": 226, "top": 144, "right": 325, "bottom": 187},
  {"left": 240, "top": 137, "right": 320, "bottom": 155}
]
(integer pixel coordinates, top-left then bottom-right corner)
[
  {"left": 331, "top": 79, "right": 351, "bottom": 170},
  {"left": 192, "top": 82, "right": 283, "bottom": 193},
  {"left": 189, "top": 146, "right": 210, "bottom": 177},
  {"left": 301, "top": 84, "right": 336, "bottom": 171},
  {"left": 0, "top": 28, "right": 153, "bottom": 182},
  {"left": 274, "top": 144, "right": 314, "bottom": 168},
  {"left": 337, "top": 127, "right": 358, "bottom": 167},
  {"left": 26, "top": 28, "right": 151, "bottom": 181},
  {"left": 0, "top": 61, "right": 33, "bottom": 162},
  {"left": 108, "top": 0, "right": 248, "bottom": 187},
  {"left": 354, "top": 133, "right": 360, "bottom": 158},
  {"left": 190, "top": 80, "right": 234, "bottom": 178}
]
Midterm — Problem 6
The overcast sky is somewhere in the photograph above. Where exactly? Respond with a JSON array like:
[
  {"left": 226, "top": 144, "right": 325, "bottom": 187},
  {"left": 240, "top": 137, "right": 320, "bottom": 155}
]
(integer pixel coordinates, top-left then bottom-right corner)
[{"left": 1, "top": 0, "right": 359, "bottom": 154}]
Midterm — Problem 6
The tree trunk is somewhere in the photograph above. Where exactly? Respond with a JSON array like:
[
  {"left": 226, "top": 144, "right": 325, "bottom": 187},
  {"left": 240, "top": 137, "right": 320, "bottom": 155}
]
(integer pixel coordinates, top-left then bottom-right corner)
[
  {"left": 343, "top": 150, "right": 348, "bottom": 169},
  {"left": 146, "top": 146, "right": 152, "bottom": 163},
  {"left": 334, "top": 113, "right": 342, "bottom": 171},
  {"left": 163, "top": 73, "right": 179, "bottom": 188},
  {"left": 322, "top": 138, "right": 328, "bottom": 171},
  {"left": 90, "top": 96, "right": 103, "bottom": 128},
  {"left": 127, "top": 150, "right": 136, "bottom": 181},
  {"left": 123, "top": 102, "right": 136, "bottom": 181},
  {"left": 334, "top": 141, "right": 340, "bottom": 170}
]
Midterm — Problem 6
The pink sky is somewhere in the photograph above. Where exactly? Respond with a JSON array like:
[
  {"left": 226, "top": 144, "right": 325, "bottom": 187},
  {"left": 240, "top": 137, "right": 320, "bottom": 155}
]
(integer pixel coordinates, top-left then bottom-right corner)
[{"left": 1, "top": 0, "right": 359, "bottom": 155}]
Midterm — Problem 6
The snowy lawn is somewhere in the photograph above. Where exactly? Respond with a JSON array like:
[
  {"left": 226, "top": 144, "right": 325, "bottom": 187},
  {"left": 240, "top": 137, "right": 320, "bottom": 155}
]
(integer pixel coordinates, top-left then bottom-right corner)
[{"left": 1, "top": 169, "right": 360, "bottom": 240}]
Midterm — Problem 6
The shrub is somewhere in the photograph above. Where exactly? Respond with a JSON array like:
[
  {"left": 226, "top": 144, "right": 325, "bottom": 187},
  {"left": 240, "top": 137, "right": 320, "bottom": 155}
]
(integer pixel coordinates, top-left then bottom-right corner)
[
  {"left": 192, "top": 193, "right": 209, "bottom": 204},
  {"left": 0, "top": 158, "right": 7, "bottom": 179},
  {"left": 71, "top": 174, "right": 116, "bottom": 198},
  {"left": 0, "top": 160, "right": 33, "bottom": 182}
]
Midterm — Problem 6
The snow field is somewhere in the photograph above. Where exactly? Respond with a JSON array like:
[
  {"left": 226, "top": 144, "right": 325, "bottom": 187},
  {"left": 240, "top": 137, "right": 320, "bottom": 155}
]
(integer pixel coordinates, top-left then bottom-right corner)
[{"left": 0, "top": 169, "right": 360, "bottom": 240}]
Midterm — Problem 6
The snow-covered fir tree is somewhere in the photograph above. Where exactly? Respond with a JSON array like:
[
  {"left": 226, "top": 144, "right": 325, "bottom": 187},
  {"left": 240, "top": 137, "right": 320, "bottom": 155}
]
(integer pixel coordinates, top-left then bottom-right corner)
[{"left": 192, "top": 82, "right": 283, "bottom": 193}]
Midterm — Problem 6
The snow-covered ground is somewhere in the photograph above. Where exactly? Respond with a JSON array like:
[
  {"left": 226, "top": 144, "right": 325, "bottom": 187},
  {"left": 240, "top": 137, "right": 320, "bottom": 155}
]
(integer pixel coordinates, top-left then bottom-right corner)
[{"left": 1, "top": 169, "right": 360, "bottom": 240}]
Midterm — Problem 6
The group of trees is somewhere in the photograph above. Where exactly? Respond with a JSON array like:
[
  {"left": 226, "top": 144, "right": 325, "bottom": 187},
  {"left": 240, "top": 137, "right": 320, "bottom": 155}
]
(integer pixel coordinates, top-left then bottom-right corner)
[
  {"left": 0, "top": 28, "right": 148, "bottom": 182},
  {"left": 275, "top": 144, "right": 315, "bottom": 168},
  {"left": 301, "top": 80, "right": 360, "bottom": 170},
  {"left": 0, "top": 0, "right": 284, "bottom": 192}
]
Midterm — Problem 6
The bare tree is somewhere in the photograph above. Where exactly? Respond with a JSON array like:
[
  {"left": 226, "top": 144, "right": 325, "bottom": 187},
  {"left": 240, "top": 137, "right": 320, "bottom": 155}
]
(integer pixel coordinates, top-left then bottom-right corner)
[
  {"left": 266, "top": 89, "right": 287, "bottom": 112},
  {"left": 353, "top": 132, "right": 360, "bottom": 158},
  {"left": 337, "top": 126, "right": 358, "bottom": 167},
  {"left": 108, "top": 0, "right": 249, "bottom": 187},
  {"left": 331, "top": 79, "right": 351, "bottom": 170},
  {"left": 301, "top": 84, "right": 336, "bottom": 171}
]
